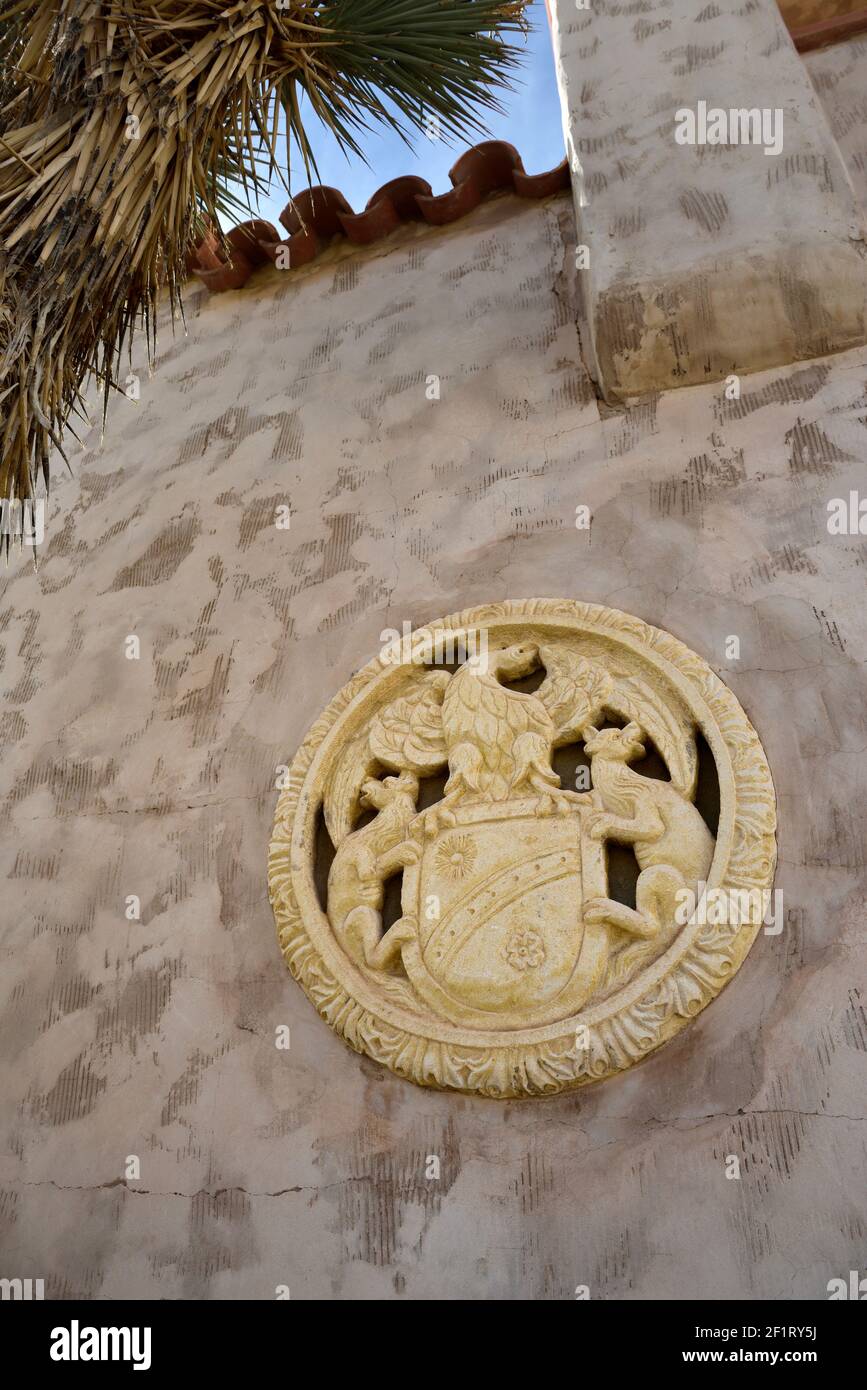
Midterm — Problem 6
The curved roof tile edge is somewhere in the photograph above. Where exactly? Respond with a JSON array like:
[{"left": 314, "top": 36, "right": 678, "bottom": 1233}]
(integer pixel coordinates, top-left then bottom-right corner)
[{"left": 187, "top": 140, "right": 570, "bottom": 294}]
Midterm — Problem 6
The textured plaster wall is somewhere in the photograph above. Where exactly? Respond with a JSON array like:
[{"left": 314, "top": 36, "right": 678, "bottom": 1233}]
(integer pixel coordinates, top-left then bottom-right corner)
[
  {"left": 549, "top": 0, "right": 867, "bottom": 398},
  {"left": 806, "top": 35, "right": 867, "bottom": 208},
  {"left": 0, "top": 189, "right": 865, "bottom": 1300}
]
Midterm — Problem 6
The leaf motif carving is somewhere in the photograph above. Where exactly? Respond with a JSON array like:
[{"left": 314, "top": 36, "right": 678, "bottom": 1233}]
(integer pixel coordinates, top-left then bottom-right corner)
[{"left": 323, "top": 670, "right": 448, "bottom": 845}]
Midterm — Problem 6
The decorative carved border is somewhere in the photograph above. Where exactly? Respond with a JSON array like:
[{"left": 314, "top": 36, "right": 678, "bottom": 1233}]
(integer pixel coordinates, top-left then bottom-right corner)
[{"left": 269, "top": 600, "right": 777, "bottom": 1098}]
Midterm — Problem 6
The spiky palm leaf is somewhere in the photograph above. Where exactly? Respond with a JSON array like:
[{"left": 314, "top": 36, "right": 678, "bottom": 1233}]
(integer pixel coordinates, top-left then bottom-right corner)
[{"left": 0, "top": 0, "right": 528, "bottom": 536}]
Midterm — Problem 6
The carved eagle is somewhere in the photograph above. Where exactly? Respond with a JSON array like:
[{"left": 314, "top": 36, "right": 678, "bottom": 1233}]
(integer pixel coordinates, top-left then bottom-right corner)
[{"left": 322, "top": 643, "right": 696, "bottom": 846}]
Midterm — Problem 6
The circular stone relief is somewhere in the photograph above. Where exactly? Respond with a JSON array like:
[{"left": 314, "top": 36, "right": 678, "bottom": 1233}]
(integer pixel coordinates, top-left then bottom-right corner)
[{"left": 269, "top": 599, "right": 776, "bottom": 1098}]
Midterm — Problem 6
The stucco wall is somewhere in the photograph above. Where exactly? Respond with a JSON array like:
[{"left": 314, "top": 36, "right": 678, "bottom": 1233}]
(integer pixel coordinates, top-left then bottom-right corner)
[
  {"left": 806, "top": 35, "right": 867, "bottom": 208},
  {"left": 0, "top": 188, "right": 865, "bottom": 1299},
  {"left": 549, "top": 0, "right": 867, "bottom": 399}
]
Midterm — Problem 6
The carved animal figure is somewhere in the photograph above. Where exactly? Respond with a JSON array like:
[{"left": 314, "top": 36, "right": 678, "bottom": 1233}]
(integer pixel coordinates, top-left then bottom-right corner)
[
  {"left": 581, "top": 722, "right": 715, "bottom": 941},
  {"left": 319, "top": 641, "right": 703, "bottom": 978},
  {"left": 440, "top": 642, "right": 578, "bottom": 809},
  {"left": 322, "top": 639, "right": 698, "bottom": 849},
  {"left": 327, "top": 772, "right": 420, "bottom": 971}
]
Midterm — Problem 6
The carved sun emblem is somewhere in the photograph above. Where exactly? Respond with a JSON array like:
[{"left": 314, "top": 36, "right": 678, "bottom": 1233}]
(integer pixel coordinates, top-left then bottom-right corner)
[
  {"left": 269, "top": 599, "right": 776, "bottom": 1098},
  {"left": 434, "top": 834, "right": 477, "bottom": 880}
]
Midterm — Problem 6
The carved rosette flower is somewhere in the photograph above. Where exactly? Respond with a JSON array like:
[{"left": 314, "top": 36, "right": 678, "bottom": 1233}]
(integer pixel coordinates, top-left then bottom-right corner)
[{"left": 505, "top": 927, "right": 546, "bottom": 972}]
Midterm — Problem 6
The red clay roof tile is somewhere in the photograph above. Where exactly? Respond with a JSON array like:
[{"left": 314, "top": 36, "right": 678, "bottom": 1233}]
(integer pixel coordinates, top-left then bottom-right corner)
[{"left": 188, "top": 140, "right": 569, "bottom": 294}]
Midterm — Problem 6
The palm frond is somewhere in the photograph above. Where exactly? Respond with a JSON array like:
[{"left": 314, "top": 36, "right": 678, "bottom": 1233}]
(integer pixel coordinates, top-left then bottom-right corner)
[{"left": 0, "top": 0, "right": 530, "bottom": 533}]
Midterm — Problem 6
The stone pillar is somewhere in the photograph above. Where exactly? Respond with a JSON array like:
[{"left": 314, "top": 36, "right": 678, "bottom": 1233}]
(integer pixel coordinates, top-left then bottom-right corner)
[{"left": 548, "top": 0, "right": 867, "bottom": 401}]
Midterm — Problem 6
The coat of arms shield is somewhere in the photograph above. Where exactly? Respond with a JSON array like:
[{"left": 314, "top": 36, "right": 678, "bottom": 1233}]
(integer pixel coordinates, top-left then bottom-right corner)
[{"left": 400, "top": 796, "right": 609, "bottom": 1027}]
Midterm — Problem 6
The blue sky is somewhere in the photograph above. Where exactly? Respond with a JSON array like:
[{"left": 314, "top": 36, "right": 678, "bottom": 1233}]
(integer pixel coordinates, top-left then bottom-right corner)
[{"left": 244, "top": 1, "right": 565, "bottom": 229}]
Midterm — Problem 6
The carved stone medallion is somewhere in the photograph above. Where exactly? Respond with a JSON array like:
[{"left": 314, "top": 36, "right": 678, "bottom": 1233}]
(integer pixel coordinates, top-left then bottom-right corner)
[{"left": 269, "top": 600, "right": 776, "bottom": 1098}]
